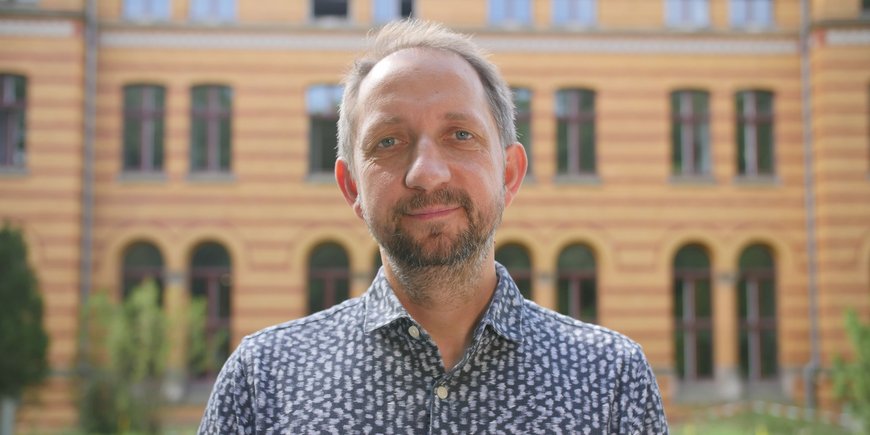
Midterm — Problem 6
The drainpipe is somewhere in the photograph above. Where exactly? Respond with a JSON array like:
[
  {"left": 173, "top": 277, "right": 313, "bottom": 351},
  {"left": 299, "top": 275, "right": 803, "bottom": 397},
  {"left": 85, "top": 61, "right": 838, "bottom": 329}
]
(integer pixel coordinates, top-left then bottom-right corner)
[
  {"left": 79, "top": 0, "right": 97, "bottom": 356},
  {"left": 799, "top": 0, "right": 821, "bottom": 410}
]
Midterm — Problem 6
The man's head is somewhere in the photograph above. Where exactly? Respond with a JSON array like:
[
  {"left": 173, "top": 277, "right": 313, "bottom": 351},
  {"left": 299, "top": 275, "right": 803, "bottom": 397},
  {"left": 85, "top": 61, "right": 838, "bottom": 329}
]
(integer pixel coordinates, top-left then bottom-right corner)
[
  {"left": 337, "top": 20, "right": 517, "bottom": 177},
  {"left": 335, "top": 20, "right": 526, "bottom": 284}
]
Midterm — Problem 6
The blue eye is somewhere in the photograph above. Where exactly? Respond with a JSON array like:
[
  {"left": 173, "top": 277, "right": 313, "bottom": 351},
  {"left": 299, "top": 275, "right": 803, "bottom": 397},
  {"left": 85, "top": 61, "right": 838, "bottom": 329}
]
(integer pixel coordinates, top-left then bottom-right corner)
[
  {"left": 455, "top": 130, "right": 472, "bottom": 140},
  {"left": 378, "top": 137, "right": 396, "bottom": 148}
]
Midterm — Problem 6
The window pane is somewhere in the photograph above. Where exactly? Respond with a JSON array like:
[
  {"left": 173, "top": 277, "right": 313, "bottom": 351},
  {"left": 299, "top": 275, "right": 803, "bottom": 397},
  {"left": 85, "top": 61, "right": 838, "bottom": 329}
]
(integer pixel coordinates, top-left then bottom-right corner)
[
  {"left": 695, "top": 279, "right": 711, "bottom": 318},
  {"left": 757, "top": 121, "right": 774, "bottom": 174},
  {"left": 674, "top": 328, "right": 685, "bottom": 378},
  {"left": 307, "top": 85, "right": 342, "bottom": 175},
  {"left": 489, "top": 0, "right": 531, "bottom": 25},
  {"left": 553, "top": 0, "right": 596, "bottom": 26},
  {"left": 220, "top": 116, "right": 232, "bottom": 170},
  {"left": 740, "top": 244, "right": 773, "bottom": 269},
  {"left": 739, "top": 329, "right": 749, "bottom": 377},
  {"left": 759, "top": 279, "right": 776, "bottom": 317},
  {"left": 558, "top": 244, "right": 595, "bottom": 271},
  {"left": 308, "top": 243, "right": 350, "bottom": 314},
  {"left": 697, "top": 329, "right": 713, "bottom": 377},
  {"left": 313, "top": 0, "right": 348, "bottom": 18},
  {"left": 580, "top": 278, "right": 597, "bottom": 323},
  {"left": 580, "top": 121, "right": 595, "bottom": 173},
  {"left": 124, "top": 242, "right": 163, "bottom": 267},
  {"left": 495, "top": 243, "right": 532, "bottom": 299},
  {"left": 760, "top": 329, "right": 778, "bottom": 377},
  {"left": 674, "top": 244, "right": 709, "bottom": 268}
]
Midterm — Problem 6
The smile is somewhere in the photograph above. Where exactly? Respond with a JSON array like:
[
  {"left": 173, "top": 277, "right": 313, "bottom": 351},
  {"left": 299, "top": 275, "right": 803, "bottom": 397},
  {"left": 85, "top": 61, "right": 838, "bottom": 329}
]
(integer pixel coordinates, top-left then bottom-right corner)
[{"left": 404, "top": 206, "right": 462, "bottom": 220}]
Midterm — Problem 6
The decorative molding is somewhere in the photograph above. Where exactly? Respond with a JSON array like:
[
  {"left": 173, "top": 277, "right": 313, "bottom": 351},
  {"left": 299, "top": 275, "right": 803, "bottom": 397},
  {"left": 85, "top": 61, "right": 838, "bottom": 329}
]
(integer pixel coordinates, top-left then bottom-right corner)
[
  {"left": 101, "top": 31, "right": 368, "bottom": 51},
  {"left": 100, "top": 29, "right": 798, "bottom": 55},
  {"left": 826, "top": 29, "right": 870, "bottom": 46},
  {"left": 0, "top": 19, "right": 74, "bottom": 38},
  {"left": 478, "top": 36, "right": 797, "bottom": 55}
]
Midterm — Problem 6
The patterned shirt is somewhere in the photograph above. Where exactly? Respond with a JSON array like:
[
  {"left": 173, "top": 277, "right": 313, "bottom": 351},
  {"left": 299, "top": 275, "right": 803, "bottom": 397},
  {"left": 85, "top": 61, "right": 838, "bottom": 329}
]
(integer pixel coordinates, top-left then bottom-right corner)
[{"left": 198, "top": 263, "right": 668, "bottom": 434}]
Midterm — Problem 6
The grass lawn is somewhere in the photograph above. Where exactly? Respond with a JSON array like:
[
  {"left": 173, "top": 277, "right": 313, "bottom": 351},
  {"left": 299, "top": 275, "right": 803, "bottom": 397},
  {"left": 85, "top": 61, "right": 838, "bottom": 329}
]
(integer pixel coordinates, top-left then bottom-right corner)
[{"left": 671, "top": 411, "right": 856, "bottom": 435}]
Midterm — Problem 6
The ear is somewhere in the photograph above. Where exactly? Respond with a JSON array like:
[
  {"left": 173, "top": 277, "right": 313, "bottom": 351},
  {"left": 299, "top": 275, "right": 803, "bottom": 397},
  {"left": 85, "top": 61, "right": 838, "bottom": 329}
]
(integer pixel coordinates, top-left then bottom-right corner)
[
  {"left": 503, "top": 142, "right": 527, "bottom": 208},
  {"left": 335, "top": 158, "right": 364, "bottom": 219}
]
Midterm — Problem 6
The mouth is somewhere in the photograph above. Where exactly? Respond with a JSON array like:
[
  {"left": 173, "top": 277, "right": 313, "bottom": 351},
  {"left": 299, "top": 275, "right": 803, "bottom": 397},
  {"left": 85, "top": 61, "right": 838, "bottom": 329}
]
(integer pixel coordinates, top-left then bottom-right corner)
[{"left": 404, "top": 206, "right": 462, "bottom": 221}]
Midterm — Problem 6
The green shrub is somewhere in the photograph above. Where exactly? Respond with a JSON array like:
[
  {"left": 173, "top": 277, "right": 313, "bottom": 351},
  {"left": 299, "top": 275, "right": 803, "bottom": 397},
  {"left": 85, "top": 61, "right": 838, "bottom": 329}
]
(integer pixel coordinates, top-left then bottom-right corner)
[{"left": 832, "top": 309, "right": 870, "bottom": 433}]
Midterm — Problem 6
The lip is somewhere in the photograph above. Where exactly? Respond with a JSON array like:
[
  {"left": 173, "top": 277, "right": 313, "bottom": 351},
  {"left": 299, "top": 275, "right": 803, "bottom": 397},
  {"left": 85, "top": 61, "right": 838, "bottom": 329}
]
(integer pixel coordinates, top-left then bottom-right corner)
[{"left": 404, "top": 206, "right": 461, "bottom": 220}]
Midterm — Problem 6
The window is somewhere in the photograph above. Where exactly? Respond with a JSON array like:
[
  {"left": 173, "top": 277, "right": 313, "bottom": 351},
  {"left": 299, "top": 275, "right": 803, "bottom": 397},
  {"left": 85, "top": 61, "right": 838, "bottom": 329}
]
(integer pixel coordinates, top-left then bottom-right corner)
[
  {"left": 671, "top": 90, "right": 710, "bottom": 176},
  {"left": 0, "top": 74, "right": 26, "bottom": 168},
  {"left": 556, "top": 244, "right": 597, "bottom": 323},
  {"left": 488, "top": 0, "right": 531, "bottom": 26},
  {"left": 495, "top": 243, "right": 532, "bottom": 299},
  {"left": 673, "top": 244, "right": 713, "bottom": 381},
  {"left": 512, "top": 88, "right": 532, "bottom": 175},
  {"left": 307, "top": 85, "right": 343, "bottom": 176},
  {"left": 190, "top": 0, "right": 235, "bottom": 22},
  {"left": 552, "top": 0, "right": 596, "bottom": 27},
  {"left": 122, "top": 242, "right": 164, "bottom": 303},
  {"left": 123, "top": 0, "right": 171, "bottom": 21},
  {"left": 556, "top": 89, "right": 596, "bottom": 176},
  {"left": 190, "top": 85, "right": 232, "bottom": 173},
  {"left": 312, "top": 0, "right": 348, "bottom": 19},
  {"left": 736, "top": 90, "right": 774, "bottom": 177},
  {"left": 373, "top": 0, "right": 412, "bottom": 23},
  {"left": 730, "top": 0, "right": 773, "bottom": 28},
  {"left": 665, "top": 0, "right": 709, "bottom": 27},
  {"left": 123, "top": 85, "right": 165, "bottom": 172},
  {"left": 189, "top": 242, "right": 232, "bottom": 378},
  {"left": 308, "top": 243, "right": 350, "bottom": 314},
  {"left": 863, "top": 0, "right": 870, "bottom": 14},
  {"left": 738, "top": 244, "right": 777, "bottom": 381}
]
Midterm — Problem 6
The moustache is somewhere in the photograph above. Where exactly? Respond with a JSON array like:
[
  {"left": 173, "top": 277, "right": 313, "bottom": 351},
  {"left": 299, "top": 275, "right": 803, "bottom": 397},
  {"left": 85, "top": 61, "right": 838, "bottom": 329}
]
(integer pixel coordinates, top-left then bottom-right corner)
[{"left": 396, "top": 188, "right": 474, "bottom": 215}]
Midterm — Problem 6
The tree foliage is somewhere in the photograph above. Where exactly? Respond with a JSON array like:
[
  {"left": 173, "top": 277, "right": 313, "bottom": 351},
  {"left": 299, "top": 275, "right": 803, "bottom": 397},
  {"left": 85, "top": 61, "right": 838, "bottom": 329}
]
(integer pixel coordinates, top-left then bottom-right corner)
[
  {"left": 832, "top": 309, "right": 870, "bottom": 433},
  {"left": 0, "top": 223, "right": 48, "bottom": 398}
]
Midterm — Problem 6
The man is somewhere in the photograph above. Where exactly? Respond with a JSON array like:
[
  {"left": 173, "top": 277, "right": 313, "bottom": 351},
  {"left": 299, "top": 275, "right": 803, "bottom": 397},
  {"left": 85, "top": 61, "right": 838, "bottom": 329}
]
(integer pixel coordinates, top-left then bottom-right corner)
[{"left": 199, "top": 20, "right": 667, "bottom": 434}]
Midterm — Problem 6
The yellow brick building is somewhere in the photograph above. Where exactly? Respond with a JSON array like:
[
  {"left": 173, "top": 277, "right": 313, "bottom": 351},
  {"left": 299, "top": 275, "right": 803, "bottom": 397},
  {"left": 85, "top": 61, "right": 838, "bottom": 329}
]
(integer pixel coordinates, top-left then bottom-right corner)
[{"left": 0, "top": 0, "right": 868, "bottom": 430}]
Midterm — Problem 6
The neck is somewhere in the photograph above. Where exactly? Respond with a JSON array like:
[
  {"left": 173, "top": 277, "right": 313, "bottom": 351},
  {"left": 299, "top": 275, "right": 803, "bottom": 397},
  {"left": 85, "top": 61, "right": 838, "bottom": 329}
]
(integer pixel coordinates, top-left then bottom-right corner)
[{"left": 384, "top": 251, "right": 497, "bottom": 371}]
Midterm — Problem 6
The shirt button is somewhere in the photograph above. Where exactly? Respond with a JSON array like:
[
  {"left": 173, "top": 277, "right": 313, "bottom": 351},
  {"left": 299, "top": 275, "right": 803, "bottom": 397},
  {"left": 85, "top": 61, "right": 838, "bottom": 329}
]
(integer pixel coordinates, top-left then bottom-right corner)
[
  {"left": 435, "top": 386, "right": 449, "bottom": 400},
  {"left": 408, "top": 325, "right": 420, "bottom": 339}
]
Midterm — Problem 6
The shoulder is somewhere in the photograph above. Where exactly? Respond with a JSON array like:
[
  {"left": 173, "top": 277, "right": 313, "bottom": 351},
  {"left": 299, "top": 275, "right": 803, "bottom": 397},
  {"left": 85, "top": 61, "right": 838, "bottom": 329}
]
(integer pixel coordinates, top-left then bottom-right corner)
[
  {"left": 234, "top": 297, "right": 365, "bottom": 361},
  {"left": 521, "top": 300, "right": 645, "bottom": 361}
]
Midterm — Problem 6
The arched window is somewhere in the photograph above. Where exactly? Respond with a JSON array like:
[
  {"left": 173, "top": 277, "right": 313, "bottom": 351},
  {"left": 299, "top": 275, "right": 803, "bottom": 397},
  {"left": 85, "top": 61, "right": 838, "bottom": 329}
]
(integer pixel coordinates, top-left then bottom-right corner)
[
  {"left": 495, "top": 243, "right": 532, "bottom": 299},
  {"left": 122, "top": 241, "right": 164, "bottom": 302},
  {"left": 738, "top": 244, "right": 777, "bottom": 380},
  {"left": 308, "top": 242, "right": 350, "bottom": 314},
  {"left": 556, "top": 244, "right": 596, "bottom": 323},
  {"left": 673, "top": 244, "right": 713, "bottom": 380},
  {"left": 189, "top": 242, "right": 232, "bottom": 377}
]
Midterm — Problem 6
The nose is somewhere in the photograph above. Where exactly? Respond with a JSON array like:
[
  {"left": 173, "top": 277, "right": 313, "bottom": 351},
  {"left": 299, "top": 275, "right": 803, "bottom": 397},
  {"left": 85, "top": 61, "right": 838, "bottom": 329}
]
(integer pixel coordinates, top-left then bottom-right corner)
[{"left": 405, "top": 136, "right": 451, "bottom": 191}]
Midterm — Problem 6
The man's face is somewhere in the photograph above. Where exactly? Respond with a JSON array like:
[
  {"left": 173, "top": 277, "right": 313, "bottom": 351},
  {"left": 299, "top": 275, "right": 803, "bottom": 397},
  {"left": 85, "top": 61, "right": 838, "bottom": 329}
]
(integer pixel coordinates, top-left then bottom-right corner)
[{"left": 338, "top": 48, "right": 523, "bottom": 270}]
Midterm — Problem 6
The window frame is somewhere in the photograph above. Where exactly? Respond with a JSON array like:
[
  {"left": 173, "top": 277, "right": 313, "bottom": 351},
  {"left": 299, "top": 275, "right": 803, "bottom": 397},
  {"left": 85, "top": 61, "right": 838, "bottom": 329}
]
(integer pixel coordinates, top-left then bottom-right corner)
[
  {"left": 306, "top": 84, "right": 343, "bottom": 177},
  {"left": 189, "top": 242, "right": 232, "bottom": 379},
  {"left": 308, "top": 242, "right": 350, "bottom": 314},
  {"left": 556, "top": 88, "right": 596, "bottom": 177},
  {"left": 190, "top": 84, "right": 232, "bottom": 174},
  {"left": 488, "top": 0, "right": 532, "bottom": 27},
  {"left": 738, "top": 245, "right": 778, "bottom": 381},
  {"left": 0, "top": 74, "right": 26, "bottom": 169},
  {"left": 123, "top": 0, "right": 172, "bottom": 21},
  {"left": 665, "top": 0, "right": 710, "bottom": 28},
  {"left": 729, "top": 0, "right": 774, "bottom": 28},
  {"left": 671, "top": 90, "right": 711, "bottom": 177},
  {"left": 673, "top": 245, "right": 714, "bottom": 381},
  {"left": 123, "top": 84, "right": 166, "bottom": 173},
  {"left": 556, "top": 244, "right": 597, "bottom": 324},
  {"left": 736, "top": 90, "right": 775, "bottom": 178},
  {"left": 372, "top": 0, "right": 413, "bottom": 23},
  {"left": 189, "top": 0, "right": 236, "bottom": 22},
  {"left": 552, "top": 0, "right": 597, "bottom": 27}
]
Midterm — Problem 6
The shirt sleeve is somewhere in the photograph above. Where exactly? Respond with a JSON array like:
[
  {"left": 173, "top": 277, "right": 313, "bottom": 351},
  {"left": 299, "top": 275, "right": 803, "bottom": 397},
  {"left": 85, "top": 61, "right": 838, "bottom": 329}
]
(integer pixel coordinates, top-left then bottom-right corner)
[
  {"left": 197, "top": 343, "right": 255, "bottom": 435},
  {"left": 612, "top": 345, "right": 669, "bottom": 434}
]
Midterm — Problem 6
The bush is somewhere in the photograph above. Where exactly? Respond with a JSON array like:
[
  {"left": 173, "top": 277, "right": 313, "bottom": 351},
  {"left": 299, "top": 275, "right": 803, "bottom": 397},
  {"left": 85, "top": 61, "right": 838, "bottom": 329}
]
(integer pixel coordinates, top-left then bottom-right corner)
[
  {"left": 0, "top": 223, "right": 49, "bottom": 435},
  {"left": 832, "top": 310, "right": 870, "bottom": 433}
]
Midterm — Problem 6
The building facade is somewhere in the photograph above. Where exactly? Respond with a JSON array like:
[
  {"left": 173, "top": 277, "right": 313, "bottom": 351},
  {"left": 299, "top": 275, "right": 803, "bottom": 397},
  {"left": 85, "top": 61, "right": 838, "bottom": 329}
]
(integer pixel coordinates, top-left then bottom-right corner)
[{"left": 1, "top": 0, "right": 868, "bottom": 430}]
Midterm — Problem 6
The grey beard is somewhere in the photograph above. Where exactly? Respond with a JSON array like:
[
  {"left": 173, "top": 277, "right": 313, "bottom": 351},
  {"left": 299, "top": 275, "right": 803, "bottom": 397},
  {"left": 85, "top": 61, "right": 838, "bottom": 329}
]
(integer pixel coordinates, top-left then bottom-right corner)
[{"left": 363, "top": 187, "right": 503, "bottom": 306}]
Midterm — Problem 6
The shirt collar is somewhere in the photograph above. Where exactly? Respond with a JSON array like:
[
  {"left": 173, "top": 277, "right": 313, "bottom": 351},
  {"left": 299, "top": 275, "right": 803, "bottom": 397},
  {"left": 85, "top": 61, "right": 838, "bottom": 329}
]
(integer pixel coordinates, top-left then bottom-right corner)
[{"left": 362, "top": 262, "right": 525, "bottom": 344}]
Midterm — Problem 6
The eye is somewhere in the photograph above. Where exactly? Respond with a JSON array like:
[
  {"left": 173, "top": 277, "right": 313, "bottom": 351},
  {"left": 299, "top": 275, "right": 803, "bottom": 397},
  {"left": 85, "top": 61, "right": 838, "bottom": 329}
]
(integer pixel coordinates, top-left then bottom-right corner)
[
  {"left": 377, "top": 137, "right": 397, "bottom": 148},
  {"left": 454, "top": 130, "right": 473, "bottom": 140}
]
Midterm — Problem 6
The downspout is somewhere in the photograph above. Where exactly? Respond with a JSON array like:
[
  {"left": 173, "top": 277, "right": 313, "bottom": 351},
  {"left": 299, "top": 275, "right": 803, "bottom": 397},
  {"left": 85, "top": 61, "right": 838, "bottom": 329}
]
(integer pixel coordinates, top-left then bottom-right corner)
[
  {"left": 79, "top": 0, "right": 97, "bottom": 355},
  {"left": 799, "top": 0, "right": 821, "bottom": 410}
]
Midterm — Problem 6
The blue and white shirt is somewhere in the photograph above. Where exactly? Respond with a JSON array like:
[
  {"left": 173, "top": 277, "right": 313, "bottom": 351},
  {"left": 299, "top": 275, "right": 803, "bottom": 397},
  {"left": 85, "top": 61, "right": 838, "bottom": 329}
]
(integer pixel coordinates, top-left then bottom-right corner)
[{"left": 198, "top": 263, "right": 668, "bottom": 434}]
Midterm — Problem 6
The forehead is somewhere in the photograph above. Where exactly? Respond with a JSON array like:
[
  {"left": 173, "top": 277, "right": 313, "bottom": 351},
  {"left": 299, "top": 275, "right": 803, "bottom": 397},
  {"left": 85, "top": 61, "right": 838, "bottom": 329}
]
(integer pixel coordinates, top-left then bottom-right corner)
[{"left": 358, "top": 47, "right": 487, "bottom": 107}]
